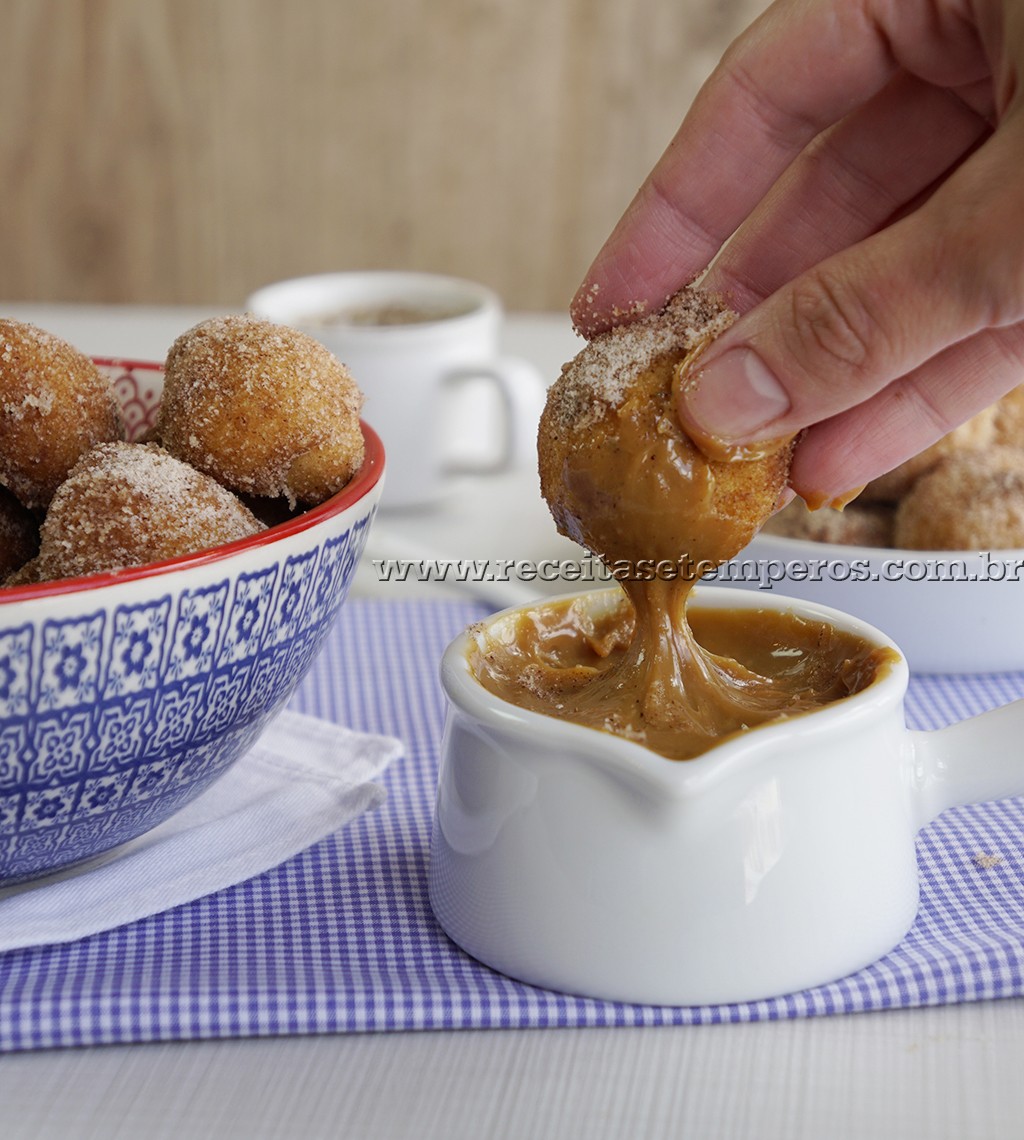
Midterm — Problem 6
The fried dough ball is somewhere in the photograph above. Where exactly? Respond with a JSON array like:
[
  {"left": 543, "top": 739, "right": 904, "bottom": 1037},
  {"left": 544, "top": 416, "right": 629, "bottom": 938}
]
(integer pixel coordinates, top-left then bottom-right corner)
[
  {"left": 993, "top": 384, "right": 1024, "bottom": 448},
  {"left": 0, "top": 485, "right": 40, "bottom": 578},
  {"left": 860, "top": 406, "right": 998, "bottom": 504},
  {"left": 3, "top": 558, "right": 40, "bottom": 588},
  {"left": 894, "top": 448, "right": 1024, "bottom": 550},
  {"left": 31, "top": 442, "right": 265, "bottom": 582},
  {"left": 159, "top": 315, "right": 364, "bottom": 507},
  {"left": 0, "top": 319, "right": 124, "bottom": 508},
  {"left": 538, "top": 287, "right": 792, "bottom": 571},
  {"left": 764, "top": 498, "right": 895, "bottom": 547}
]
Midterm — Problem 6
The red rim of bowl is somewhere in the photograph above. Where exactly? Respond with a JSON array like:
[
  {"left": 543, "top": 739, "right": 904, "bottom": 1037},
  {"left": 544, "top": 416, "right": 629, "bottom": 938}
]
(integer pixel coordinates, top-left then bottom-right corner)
[{"left": 1, "top": 359, "right": 385, "bottom": 604}]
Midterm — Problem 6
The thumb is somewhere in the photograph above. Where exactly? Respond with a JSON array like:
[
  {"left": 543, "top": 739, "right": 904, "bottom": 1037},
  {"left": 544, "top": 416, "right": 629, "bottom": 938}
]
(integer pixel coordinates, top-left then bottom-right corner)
[{"left": 677, "top": 120, "right": 1024, "bottom": 458}]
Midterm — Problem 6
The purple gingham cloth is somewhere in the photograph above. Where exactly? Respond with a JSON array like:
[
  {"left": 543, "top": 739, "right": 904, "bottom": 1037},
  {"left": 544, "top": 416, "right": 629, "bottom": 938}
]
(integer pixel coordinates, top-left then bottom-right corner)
[{"left": 2, "top": 598, "right": 1024, "bottom": 1051}]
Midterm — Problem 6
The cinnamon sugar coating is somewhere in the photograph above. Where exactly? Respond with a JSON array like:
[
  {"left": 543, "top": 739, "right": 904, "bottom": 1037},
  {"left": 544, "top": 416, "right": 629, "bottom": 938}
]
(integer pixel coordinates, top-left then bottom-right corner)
[
  {"left": 3, "top": 558, "right": 40, "bottom": 587},
  {"left": 860, "top": 406, "right": 998, "bottom": 504},
  {"left": 158, "top": 315, "right": 364, "bottom": 507},
  {"left": 993, "top": 384, "right": 1024, "bottom": 447},
  {"left": 0, "top": 319, "right": 124, "bottom": 508},
  {"left": 894, "top": 448, "right": 1024, "bottom": 550},
  {"left": 763, "top": 498, "right": 895, "bottom": 547},
  {"left": 31, "top": 442, "right": 265, "bottom": 582}
]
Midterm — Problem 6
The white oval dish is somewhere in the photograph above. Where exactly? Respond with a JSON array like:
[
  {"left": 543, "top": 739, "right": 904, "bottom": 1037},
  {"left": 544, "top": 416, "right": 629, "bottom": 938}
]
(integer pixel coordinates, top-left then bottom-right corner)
[{"left": 712, "top": 532, "right": 1024, "bottom": 674}]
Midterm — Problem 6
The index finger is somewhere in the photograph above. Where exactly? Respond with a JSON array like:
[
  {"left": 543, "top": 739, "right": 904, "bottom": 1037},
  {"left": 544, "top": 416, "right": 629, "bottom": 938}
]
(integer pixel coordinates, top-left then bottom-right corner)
[{"left": 570, "top": 0, "right": 983, "bottom": 335}]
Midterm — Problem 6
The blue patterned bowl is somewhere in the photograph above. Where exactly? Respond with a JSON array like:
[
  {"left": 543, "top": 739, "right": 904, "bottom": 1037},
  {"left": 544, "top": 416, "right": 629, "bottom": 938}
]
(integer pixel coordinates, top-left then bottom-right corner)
[{"left": 0, "top": 360, "right": 384, "bottom": 884}]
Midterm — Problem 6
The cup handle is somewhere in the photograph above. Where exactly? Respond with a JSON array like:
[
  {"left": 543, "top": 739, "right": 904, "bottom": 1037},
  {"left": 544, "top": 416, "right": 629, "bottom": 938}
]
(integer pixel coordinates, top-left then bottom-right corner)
[
  {"left": 909, "top": 699, "right": 1024, "bottom": 828},
  {"left": 441, "top": 357, "right": 547, "bottom": 473}
]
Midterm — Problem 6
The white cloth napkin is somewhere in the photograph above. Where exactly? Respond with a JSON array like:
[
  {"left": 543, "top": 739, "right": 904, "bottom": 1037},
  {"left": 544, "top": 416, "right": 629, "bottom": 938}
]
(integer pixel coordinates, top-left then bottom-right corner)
[{"left": 0, "top": 710, "right": 402, "bottom": 951}]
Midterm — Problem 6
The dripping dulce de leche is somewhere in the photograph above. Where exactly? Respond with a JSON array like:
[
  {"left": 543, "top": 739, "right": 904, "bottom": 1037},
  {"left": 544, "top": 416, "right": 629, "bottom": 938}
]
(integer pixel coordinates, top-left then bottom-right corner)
[{"left": 470, "top": 286, "right": 895, "bottom": 761}]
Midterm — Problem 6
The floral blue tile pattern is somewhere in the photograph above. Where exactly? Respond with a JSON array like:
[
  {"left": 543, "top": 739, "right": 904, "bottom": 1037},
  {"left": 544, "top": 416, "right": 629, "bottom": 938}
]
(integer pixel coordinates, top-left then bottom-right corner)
[{"left": 0, "top": 510, "right": 373, "bottom": 883}]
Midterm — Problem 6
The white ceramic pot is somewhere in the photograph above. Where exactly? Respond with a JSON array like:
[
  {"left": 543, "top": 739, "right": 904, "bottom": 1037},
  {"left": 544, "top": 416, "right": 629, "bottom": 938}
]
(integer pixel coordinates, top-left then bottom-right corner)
[{"left": 429, "top": 587, "right": 1024, "bottom": 1006}]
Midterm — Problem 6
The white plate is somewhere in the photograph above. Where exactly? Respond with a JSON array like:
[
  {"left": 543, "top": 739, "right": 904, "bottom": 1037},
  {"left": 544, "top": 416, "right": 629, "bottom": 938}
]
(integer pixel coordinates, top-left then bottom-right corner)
[{"left": 709, "top": 533, "right": 1024, "bottom": 674}]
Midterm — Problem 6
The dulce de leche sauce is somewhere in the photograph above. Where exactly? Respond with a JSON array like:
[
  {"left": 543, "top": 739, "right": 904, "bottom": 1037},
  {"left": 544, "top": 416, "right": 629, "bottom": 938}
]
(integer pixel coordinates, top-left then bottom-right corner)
[
  {"left": 468, "top": 593, "right": 894, "bottom": 761},
  {"left": 471, "top": 286, "right": 896, "bottom": 761}
]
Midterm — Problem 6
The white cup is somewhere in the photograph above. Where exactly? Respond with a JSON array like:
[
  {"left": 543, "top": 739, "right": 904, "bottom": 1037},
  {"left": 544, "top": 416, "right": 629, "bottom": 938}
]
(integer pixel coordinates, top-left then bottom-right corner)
[
  {"left": 246, "top": 271, "right": 547, "bottom": 510},
  {"left": 431, "top": 585, "right": 1024, "bottom": 1006}
]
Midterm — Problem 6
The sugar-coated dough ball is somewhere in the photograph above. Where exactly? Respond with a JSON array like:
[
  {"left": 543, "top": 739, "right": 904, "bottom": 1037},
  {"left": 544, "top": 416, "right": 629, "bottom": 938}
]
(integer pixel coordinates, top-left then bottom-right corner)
[
  {"left": 993, "top": 385, "right": 1024, "bottom": 448},
  {"left": 0, "top": 319, "right": 124, "bottom": 508},
  {"left": 763, "top": 498, "right": 895, "bottom": 547},
  {"left": 894, "top": 448, "right": 1024, "bottom": 550},
  {"left": 538, "top": 287, "right": 792, "bottom": 570},
  {"left": 159, "top": 315, "right": 364, "bottom": 506},
  {"left": 3, "top": 558, "right": 40, "bottom": 588},
  {"left": 32, "top": 442, "right": 265, "bottom": 582},
  {"left": 860, "top": 407, "right": 998, "bottom": 504}
]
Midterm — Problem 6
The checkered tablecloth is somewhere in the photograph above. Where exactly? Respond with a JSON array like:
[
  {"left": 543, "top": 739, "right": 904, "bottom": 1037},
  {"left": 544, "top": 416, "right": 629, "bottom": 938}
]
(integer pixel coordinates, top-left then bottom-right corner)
[{"left": 2, "top": 598, "right": 1024, "bottom": 1052}]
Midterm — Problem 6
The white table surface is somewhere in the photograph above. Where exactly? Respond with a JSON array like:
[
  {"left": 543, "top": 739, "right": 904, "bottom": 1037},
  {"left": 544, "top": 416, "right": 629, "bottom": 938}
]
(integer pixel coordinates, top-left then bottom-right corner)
[{"left": 3, "top": 302, "right": 1024, "bottom": 1140}]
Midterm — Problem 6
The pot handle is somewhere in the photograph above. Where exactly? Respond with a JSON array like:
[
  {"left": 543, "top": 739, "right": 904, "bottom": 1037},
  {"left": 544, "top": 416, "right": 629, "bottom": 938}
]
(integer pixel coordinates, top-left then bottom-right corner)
[{"left": 910, "top": 699, "right": 1024, "bottom": 828}]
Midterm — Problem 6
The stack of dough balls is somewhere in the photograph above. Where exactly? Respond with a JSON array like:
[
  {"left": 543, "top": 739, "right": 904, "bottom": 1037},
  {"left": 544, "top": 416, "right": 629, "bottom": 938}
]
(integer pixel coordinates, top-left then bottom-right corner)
[
  {"left": 765, "top": 385, "right": 1024, "bottom": 550},
  {"left": 1, "top": 315, "right": 364, "bottom": 587}
]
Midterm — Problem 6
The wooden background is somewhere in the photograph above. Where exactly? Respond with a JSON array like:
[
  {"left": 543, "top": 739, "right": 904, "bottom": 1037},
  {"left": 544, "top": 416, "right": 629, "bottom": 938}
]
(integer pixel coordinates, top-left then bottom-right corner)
[{"left": 0, "top": 0, "right": 769, "bottom": 312}]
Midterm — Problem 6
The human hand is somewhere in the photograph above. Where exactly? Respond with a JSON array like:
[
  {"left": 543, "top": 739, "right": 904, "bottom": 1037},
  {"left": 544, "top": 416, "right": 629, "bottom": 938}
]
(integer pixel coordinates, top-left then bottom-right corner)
[{"left": 571, "top": 0, "right": 1024, "bottom": 507}]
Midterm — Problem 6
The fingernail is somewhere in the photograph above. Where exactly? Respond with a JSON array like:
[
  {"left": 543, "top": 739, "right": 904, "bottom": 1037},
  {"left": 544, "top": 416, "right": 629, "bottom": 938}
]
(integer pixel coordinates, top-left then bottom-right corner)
[{"left": 681, "top": 347, "right": 790, "bottom": 440}]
